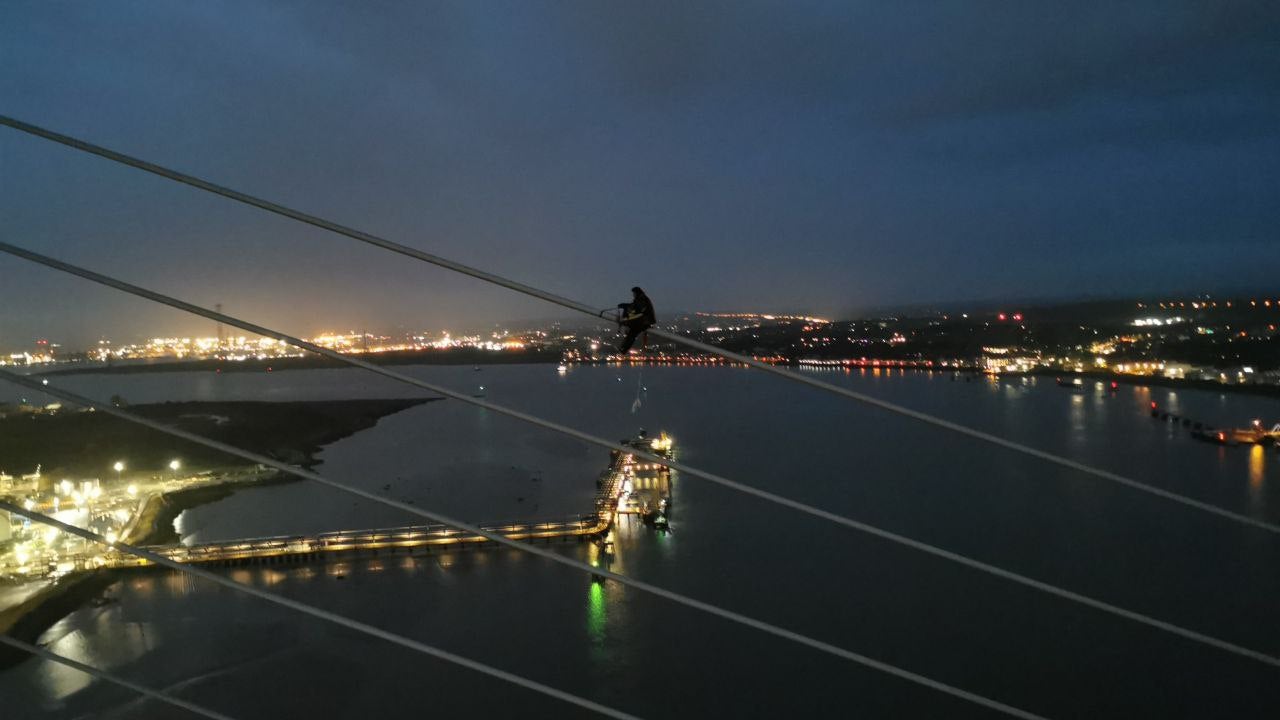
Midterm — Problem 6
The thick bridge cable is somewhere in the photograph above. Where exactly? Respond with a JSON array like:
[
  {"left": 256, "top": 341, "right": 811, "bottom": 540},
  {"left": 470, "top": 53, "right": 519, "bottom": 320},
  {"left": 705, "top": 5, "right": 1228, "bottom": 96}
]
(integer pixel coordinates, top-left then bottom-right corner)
[
  {"left": 0, "top": 375, "right": 1049, "bottom": 720},
  {"left": 0, "top": 500, "right": 640, "bottom": 720},
  {"left": 0, "top": 115, "right": 1273, "bottom": 538},
  {"left": 0, "top": 634, "right": 239, "bottom": 720},
  {"left": 0, "top": 245, "right": 1276, "bottom": 673}
]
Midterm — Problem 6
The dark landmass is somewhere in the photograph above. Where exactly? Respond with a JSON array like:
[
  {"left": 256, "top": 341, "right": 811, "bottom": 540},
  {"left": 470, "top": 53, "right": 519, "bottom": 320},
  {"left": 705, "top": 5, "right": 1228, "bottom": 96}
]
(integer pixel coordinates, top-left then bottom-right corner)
[
  {"left": 45, "top": 346, "right": 557, "bottom": 376},
  {"left": 123, "top": 473, "right": 301, "bottom": 546},
  {"left": 0, "top": 398, "right": 433, "bottom": 477}
]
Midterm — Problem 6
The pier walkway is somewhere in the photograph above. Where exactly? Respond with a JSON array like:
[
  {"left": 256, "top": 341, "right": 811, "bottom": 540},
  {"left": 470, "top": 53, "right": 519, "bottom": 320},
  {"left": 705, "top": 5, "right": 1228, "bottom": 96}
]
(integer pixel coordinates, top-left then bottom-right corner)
[{"left": 98, "top": 435, "right": 666, "bottom": 570}]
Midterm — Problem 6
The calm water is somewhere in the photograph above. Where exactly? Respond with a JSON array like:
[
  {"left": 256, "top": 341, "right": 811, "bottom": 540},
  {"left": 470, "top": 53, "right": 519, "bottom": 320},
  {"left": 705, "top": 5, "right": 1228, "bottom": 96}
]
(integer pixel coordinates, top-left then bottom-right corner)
[{"left": 2, "top": 365, "right": 1278, "bottom": 719}]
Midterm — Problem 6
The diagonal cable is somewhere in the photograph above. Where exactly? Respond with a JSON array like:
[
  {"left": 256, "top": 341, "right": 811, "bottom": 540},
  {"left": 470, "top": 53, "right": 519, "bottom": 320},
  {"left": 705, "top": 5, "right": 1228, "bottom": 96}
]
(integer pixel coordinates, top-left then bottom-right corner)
[
  {"left": 0, "top": 500, "right": 640, "bottom": 720},
  {"left": 0, "top": 633, "right": 239, "bottom": 720},
  {"left": 0, "top": 370, "right": 1052, "bottom": 719},
  {"left": 0, "top": 114, "right": 1273, "bottom": 537},
  {"left": 0, "top": 242, "right": 1275, "bottom": 671}
]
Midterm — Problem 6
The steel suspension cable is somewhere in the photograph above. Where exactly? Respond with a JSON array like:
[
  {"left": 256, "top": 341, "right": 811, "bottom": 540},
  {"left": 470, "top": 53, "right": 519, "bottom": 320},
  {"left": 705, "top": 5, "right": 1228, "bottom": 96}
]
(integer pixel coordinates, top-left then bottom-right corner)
[
  {"left": 0, "top": 634, "right": 239, "bottom": 720},
  {"left": 1, "top": 243, "right": 1276, "bottom": 672},
  {"left": 0, "top": 114, "right": 1273, "bottom": 537},
  {"left": 0, "top": 374, "right": 1049, "bottom": 720},
  {"left": 0, "top": 500, "right": 640, "bottom": 720}
]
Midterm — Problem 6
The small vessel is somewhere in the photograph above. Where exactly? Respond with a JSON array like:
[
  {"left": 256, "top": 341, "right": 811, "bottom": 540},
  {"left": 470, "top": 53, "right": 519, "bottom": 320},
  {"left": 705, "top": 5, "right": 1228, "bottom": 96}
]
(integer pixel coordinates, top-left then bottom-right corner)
[
  {"left": 1194, "top": 421, "right": 1280, "bottom": 447},
  {"left": 641, "top": 507, "right": 664, "bottom": 526},
  {"left": 1056, "top": 376, "right": 1084, "bottom": 389}
]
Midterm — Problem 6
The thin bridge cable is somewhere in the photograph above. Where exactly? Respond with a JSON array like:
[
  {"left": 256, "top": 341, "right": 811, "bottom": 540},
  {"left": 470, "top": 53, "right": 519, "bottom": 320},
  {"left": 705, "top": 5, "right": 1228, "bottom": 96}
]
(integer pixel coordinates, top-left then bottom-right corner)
[
  {"left": 0, "top": 372, "right": 1053, "bottom": 720},
  {"left": 0, "top": 501, "right": 640, "bottom": 720},
  {"left": 0, "top": 634, "right": 239, "bottom": 720},
  {"left": 0, "top": 246, "right": 1275, "bottom": 671},
  {"left": 0, "top": 115, "right": 1272, "bottom": 537}
]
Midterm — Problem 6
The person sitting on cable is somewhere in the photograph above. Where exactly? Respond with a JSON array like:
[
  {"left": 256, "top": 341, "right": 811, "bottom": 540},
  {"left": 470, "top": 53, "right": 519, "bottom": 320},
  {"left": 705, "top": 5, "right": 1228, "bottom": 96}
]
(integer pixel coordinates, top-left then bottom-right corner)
[{"left": 616, "top": 286, "right": 656, "bottom": 353}]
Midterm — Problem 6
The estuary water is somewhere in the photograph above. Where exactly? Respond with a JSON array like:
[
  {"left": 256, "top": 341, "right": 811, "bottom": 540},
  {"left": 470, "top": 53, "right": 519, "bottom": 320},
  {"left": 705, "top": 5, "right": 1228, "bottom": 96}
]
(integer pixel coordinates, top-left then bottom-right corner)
[{"left": 2, "top": 364, "right": 1278, "bottom": 719}]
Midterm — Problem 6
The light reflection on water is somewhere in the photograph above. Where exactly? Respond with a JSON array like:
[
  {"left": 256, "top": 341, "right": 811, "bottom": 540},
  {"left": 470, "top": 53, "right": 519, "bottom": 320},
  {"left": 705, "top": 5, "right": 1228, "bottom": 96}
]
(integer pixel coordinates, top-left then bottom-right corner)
[
  {"left": 1248, "top": 445, "right": 1267, "bottom": 513},
  {"left": 40, "top": 607, "right": 158, "bottom": 702},
  {"left": 39, "top": 628, "right": 93, "bottom": 700},
  {"left": 587, "top": 582, "right": 606, "bottom": 647},
  {"left": 1069, "top": 393, "right": 1086, "bottom": 440}
]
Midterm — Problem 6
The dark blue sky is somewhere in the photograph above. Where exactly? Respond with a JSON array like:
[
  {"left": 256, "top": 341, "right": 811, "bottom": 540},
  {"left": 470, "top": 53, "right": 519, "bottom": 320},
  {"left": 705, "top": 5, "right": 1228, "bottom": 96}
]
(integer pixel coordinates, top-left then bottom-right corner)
[{"left": 2, "top": 2, "right": 1278, "bottom": 346}]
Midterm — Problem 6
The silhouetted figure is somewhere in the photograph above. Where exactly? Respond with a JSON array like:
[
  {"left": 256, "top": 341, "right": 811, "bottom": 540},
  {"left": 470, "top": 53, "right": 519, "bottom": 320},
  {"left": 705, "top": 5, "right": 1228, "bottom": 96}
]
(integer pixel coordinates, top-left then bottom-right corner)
[{"left": 617, "top": 287, "right": 656, "bottom": 353}]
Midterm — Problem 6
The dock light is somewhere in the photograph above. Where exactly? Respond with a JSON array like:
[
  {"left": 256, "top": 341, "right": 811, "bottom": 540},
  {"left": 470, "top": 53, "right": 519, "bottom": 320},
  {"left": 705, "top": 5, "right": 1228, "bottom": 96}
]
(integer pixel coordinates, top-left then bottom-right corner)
[
  {"left": 113, "top": 461, "right": 124, "bottom": 473},
  {"left": 127, "top": 484, "right": 138, "bottom": 497},
  {"left": 169, "top": 459, "right": 181, "bottom": 472}
]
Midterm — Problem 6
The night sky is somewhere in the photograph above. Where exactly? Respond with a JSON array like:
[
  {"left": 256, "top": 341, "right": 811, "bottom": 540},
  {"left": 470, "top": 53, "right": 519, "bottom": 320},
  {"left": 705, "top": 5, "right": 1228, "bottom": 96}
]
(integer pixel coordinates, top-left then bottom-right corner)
[{"left": 2, "top": 2, "right": 1278, "bottom": 347}]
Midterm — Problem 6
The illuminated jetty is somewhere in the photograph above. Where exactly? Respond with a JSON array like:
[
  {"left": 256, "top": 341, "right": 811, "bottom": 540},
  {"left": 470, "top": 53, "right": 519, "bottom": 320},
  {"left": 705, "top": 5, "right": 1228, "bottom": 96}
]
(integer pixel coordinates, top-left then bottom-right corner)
[{"left": 98, "top": 432, "right": 675, "bottom": 569}]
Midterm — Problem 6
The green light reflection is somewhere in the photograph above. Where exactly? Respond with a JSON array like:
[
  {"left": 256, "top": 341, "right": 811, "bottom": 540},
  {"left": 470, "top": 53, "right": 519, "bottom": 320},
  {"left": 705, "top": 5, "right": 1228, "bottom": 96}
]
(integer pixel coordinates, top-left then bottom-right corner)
[{"left": 587, "top": 581, "right": 606, "bottom": 644}]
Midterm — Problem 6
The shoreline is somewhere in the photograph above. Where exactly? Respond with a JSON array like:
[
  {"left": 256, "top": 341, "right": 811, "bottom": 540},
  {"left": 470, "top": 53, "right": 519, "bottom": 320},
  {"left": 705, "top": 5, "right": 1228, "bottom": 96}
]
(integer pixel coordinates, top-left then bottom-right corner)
[
  {"left": 1023, "top": 367, "right": 1280, "bottom": 399},
  {"left": 25, "top": 351, "right": 1280, "bottom": 399},
  {"left": 0, "top": 398, "right": 432, "bottom": 666},
  {"left": 0, "top": 473, "right": 298, "bottom": 672},
  {"left": 124, "top": 471, "right": 299, "bottom": 546},
  {"left": 796, "top": 362, "right": 1280, "bottom": 399},
  {"left": 41, "top": 347, "right": 558, "bottom": 376},
  {"left": 0, "top": 571, "right": 119, "bottom": 670}
]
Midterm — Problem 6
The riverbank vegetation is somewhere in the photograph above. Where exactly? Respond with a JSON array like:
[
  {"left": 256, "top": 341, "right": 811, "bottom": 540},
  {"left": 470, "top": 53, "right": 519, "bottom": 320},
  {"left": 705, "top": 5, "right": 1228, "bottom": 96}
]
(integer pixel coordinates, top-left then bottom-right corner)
[{"left": 0, "top": 398, "right": 433, "bottom": 477}]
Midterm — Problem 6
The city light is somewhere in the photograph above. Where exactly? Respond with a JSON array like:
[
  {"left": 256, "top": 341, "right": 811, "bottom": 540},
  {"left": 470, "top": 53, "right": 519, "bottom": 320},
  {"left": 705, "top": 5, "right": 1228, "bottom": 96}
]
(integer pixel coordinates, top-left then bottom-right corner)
[
  {"left": 113, "top": 461, "right": 125, "bottom": 473},
  {"left": 169, "top": 459, "right": 182, "bottom": 472},
  {"left": 3, "top": 326, "right": 551, "bottom": 368},
  {"left": 650, "top": 432, "right": 674, "bottom": 452}
]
